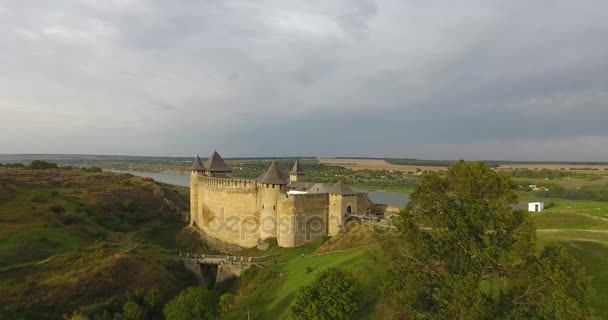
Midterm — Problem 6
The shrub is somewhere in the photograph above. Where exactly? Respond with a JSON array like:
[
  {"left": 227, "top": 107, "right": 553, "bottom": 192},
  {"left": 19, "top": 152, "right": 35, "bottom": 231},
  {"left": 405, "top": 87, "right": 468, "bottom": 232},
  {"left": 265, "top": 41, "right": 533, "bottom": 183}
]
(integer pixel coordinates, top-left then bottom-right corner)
[
  {"left": 163, "top": 287, "right": 220, "bottom": 320},
  {"left": 31, "top": 193, "right": 48, "bottom": 203},
  {"left": 5, "top": 163, "right": 25, "bottom": 168},
  {"left": 61, "top": 212, "right": 84, "bottom": 225},
  {"left": 237, "top": 266, "right": 273, "bottom": 296},
  {"left": 219, "top": 293, "right": 234, "bottom": 313},
  {"left": 27, "top": 160, "right": 58, "bottom": 170},
  {"left": 288, "top": 267, "right": 359, "bottom": 320},
  {"left": 49, "top": 205, "right": 65, "bottom": 214},
  {"left": 121, "top": 301, "right": 146, "bottom": 320},
  {"left": 121, "top": 199, "right": 137, "bottom": 213}
]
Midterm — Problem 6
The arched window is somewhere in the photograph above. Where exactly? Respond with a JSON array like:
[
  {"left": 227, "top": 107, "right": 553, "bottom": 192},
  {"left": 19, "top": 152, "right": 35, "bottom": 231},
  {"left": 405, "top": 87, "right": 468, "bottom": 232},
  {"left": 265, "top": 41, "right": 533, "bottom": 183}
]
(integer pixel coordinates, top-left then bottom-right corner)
[{"left": 346, "top": 205, "right": 352, "bottom": 214}]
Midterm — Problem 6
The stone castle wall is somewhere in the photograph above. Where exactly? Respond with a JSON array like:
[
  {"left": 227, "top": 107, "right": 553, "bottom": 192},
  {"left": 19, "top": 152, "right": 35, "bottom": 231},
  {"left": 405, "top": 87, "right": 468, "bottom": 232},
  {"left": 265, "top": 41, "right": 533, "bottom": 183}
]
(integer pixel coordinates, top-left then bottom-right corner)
[
  {"left": 277, "top": 193, "right": 329, "bottom": 247},
  {"left": 190, "top": 173, "right": 377, "bottom": 248},
  {"left": 195, "top": 175, "right": 260, "bottom": 248}
]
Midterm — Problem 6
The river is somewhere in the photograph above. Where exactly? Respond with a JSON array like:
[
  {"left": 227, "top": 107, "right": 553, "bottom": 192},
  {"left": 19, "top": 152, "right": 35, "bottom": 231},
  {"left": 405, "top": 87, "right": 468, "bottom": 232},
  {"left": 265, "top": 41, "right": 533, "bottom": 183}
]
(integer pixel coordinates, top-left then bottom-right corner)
[{"left": 113, "top": 170, "right": 410, "bottom": 207}]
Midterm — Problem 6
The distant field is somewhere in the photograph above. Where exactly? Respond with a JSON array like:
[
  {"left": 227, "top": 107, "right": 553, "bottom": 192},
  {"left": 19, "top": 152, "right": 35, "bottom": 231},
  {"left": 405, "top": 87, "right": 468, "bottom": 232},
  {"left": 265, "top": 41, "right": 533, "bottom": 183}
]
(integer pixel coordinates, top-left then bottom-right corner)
[
  {"left": 321, "top": 158, "right": 608, "bottom": 173},
  {"left": 319, "top": 158, "right": 447, "bottom": 172},
  {"left": 497, "top": 164, "right": 608, "bottom": 171}
]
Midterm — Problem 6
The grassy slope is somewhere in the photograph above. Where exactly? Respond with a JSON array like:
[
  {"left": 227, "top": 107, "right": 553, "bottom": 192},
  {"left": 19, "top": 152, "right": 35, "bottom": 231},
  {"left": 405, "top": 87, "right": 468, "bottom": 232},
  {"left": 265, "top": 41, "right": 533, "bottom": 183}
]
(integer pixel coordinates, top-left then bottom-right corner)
[
  {"left": 0, "top": 168, "right": 196, "bottom": 319},
  {"left": 225, "top": 236, "right": 385, "bottom": 320}
]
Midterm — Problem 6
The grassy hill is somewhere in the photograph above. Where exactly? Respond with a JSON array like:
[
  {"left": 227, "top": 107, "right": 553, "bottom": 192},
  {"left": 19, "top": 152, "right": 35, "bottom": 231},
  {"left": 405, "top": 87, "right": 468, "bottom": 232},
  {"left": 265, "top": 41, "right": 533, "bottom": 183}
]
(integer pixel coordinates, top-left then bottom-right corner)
[{"left": 0, "top": 167, "right": 198, "bottom": 319}]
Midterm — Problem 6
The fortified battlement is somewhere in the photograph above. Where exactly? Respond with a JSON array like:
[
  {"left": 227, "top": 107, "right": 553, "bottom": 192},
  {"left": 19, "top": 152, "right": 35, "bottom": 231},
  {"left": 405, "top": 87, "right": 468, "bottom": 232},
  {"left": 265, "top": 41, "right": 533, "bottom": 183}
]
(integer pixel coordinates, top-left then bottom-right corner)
[
  {"left": 288, "top": 193, "right": 331, "bottom": 199},
  {"left": 189, "top": 151, "right": 376, "bottom": 248},
  {"left": 199, "top": 176, "right": 257, "bottom": 189}
]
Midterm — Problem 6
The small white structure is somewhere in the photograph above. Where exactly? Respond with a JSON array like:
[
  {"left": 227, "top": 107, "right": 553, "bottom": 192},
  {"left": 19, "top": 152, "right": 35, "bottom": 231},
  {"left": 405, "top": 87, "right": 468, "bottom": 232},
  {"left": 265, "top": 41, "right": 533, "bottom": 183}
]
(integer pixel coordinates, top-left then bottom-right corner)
[{"left": 528, "top": 202, "right": 544, "bottom": 212}]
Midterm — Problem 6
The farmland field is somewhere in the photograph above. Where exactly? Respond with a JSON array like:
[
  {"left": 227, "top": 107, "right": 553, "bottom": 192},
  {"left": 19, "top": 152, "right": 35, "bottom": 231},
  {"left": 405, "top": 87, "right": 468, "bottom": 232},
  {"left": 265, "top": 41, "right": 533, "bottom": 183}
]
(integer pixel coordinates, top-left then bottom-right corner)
[{"left": 319, "top": 158, "right": 448, "bottom": 172}]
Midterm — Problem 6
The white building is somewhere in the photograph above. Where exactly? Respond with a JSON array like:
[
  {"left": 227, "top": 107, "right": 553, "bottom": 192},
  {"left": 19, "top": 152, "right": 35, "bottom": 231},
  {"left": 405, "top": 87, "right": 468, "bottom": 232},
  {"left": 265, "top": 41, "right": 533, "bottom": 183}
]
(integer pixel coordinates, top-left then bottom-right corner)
[{"left": 528, "top": 202, "right": 544, "bottom": 212}]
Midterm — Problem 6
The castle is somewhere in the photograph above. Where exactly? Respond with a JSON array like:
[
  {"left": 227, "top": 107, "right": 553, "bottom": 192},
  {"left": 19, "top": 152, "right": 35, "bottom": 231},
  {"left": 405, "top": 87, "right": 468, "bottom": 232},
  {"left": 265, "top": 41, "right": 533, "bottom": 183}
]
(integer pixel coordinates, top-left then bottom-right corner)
[{"left": 189, "top": 151, "right": 375, "bottom": 248}]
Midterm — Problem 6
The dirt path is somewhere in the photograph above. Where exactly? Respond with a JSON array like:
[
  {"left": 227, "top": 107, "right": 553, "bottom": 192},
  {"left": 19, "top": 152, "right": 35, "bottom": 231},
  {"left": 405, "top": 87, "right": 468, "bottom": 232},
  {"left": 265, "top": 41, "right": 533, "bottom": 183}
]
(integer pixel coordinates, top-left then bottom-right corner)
[{"left": 536, "top": 229, "right": 608, "bottom": 233}]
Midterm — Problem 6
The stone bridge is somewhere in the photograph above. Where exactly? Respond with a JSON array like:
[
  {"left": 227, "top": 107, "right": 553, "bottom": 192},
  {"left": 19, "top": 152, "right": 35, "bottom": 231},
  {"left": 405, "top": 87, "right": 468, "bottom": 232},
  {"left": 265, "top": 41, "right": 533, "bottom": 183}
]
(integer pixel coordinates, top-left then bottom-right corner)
[{"left": 176, "top": 252, "right": 276, "bottom": 289}]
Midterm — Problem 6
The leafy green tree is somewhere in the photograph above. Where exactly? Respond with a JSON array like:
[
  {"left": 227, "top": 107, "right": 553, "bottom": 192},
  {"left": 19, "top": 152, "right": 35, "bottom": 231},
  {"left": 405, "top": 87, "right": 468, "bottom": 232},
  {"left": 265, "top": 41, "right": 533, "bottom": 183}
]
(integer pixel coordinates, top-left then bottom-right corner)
[
  {"left": 143, "top": 286, "right": 164, "bottom": 319},
  {"left": 120, "top": 302, "right": 145, "bottom": 320},
  {"left": 219, "top": 293, "right": 234, "bottom": 313},
  {"left": 288, "top": 267, "right": 359, "bottom": 320},
  {"left": 163, "top": 287, "right": 220, "bottom": 320},
  {"left": 378, "top": 161, "right": 596, "bottom": 319}
]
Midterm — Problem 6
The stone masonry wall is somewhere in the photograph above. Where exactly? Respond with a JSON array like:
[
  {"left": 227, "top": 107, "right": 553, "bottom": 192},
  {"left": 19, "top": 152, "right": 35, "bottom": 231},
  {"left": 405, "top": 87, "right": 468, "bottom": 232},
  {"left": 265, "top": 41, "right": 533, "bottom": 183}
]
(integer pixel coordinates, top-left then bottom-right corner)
[
  {"left": 277, "top": 194, "right": 328, "bottom": 247},
  {"left": 197, "top": 176, "right": 260, "bottom": 248}
]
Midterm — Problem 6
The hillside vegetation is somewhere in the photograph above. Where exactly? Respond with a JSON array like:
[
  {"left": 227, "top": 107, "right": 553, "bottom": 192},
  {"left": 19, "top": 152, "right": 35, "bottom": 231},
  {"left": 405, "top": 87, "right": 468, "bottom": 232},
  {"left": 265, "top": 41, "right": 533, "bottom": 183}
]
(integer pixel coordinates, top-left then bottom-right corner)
[{"left": 0, "top": 166, "right": 197, "bottom": 319}]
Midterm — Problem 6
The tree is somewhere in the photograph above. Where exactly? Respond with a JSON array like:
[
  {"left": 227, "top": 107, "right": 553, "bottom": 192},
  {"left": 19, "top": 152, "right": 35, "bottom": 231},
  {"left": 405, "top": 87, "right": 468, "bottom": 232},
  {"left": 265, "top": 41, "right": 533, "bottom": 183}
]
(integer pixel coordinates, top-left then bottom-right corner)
[
  {"left": 143, "top": 286, "right": 164, "bottom": 318},
  {"left": 163, "top": 287, "right": 220, "bottom": 320},
  {"left": 378, "top": 161, "right": 596, "bottom": 319},
  {"left": 121, "top": 302, "right": 145, "bottom": 320},
  {"left": 219, "top": 293, "right": 234, "bottom": 313},
  {"left": 288, "top": 267, "right": 359, "bottom": 320}
]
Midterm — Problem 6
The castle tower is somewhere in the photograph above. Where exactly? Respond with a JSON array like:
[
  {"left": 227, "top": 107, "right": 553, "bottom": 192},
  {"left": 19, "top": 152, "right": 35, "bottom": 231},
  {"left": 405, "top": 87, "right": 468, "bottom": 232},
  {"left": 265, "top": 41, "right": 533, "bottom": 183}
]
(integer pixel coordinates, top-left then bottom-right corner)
[
  {"left": 190, "top": 155, "right": 206, "bottom": 226},
  {"left": 203, "top": 150, "right": 232, "bottom": 177},
  {"left": 327, "top": 180, "right": 358, "bottom": 236},
  {"left": 289, "top": 160, "right": 305, "bottom": 183},
  {"left": 257, "top": 160, "right": 287, "bottom": 240}
]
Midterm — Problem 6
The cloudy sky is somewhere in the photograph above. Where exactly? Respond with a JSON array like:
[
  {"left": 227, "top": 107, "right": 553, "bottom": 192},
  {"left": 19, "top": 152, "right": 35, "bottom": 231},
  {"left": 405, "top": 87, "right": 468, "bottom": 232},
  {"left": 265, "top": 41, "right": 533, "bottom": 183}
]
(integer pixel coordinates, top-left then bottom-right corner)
[{"left": 1, "top": 0, "right": 607, "bottom": 160}]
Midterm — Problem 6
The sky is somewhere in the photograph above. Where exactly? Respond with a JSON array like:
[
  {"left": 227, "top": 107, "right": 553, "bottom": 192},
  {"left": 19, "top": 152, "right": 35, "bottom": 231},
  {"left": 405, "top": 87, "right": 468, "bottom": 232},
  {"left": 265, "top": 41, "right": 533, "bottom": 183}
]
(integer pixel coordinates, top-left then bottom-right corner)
[{"left": 1, "top": 0, "right": 607, "bottom": 161}]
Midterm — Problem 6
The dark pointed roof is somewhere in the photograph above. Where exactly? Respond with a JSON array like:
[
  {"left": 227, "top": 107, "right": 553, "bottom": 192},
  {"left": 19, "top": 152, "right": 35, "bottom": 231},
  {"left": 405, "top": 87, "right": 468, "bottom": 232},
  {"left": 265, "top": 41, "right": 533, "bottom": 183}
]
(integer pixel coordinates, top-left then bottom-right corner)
[
  {"left": 191, "top": 156, "right": 206, "bottom": 171},
  {"left": 258, "top": 160, "right": 287, "bottom": 185},
  {"left": 290, "top": 160, "right": 305, "bottom": 174},
  {"left": 328, "top": 180, "right": 356, "bottom": 195},
  {"left": 204, "top": 151, "right": 232, "bottom": 172}
]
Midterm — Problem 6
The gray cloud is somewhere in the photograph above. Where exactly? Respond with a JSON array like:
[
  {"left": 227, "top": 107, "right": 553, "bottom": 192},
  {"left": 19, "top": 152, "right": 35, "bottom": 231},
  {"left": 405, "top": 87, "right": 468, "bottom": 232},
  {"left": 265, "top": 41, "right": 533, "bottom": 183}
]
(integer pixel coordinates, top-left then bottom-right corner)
[{"left": 0, "top": 0, "right": 607, "bottom": 160}]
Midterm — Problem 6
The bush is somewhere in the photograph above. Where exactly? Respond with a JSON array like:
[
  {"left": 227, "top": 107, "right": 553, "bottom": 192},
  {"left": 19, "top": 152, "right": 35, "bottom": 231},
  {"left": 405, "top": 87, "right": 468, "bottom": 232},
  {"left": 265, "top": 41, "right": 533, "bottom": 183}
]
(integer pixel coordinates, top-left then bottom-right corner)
[
  {"left": 49, "top": 205, "right": 65, "bottom": 214},
  {"left": 121, "top": 199, "right": 137, "bottom": 213},
  {"left": 288, "top": 267, "right": 359, "bottom": 320},
  {"left": 31, "top": 193, "right": 49, "bottom": 203},
  {"left": 121, "top": 301, "right": 145, "bottom": 320},
  {"left": 27, "top": 160, "right": 58, "bottom": 170},
  {"left": 82, "top": 167, "right": 103, "bottom": 173},
  {"left": 61, "top": 212, "right": 84, "bottom": 225},
  {"left": 219, "top": 293, "right": 234, "bottom": 313},
  {"left": 237, "top": 266, "right": 273, "bottom": 296},
  {"left": 5, "top": 163, "right": 25, "bottom": 168},
  {"left": 163, "top": 287, "right": 220, "bottom": 320}
]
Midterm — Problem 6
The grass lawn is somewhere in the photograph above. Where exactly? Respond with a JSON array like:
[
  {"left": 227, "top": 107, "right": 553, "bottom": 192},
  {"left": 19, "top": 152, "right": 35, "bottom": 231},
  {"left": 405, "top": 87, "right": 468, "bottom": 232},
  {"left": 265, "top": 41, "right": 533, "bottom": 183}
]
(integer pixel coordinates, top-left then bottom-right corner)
[{"left": 529, "top": 198, "right": 608, "bottom": 230}]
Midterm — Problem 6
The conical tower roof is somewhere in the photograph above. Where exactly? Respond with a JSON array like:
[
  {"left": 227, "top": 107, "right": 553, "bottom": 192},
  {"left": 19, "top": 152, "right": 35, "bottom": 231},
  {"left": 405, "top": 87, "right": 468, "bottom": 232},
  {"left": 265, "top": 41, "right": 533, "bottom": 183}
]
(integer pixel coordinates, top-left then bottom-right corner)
[
  {"left": 290, "top": 160, "right": 304, "bottom": 174},
  {"left": 258, "top": 160, "right": 287, "bottom": 185},
  {"left": 204, "top": 150, "right": 232, "bottom": 172},
  {"left": 328, "top": 180, "right": 356, "bottom": 195},
  {"left": 190, "top": 155, "right": 206, "bottom": 171}
]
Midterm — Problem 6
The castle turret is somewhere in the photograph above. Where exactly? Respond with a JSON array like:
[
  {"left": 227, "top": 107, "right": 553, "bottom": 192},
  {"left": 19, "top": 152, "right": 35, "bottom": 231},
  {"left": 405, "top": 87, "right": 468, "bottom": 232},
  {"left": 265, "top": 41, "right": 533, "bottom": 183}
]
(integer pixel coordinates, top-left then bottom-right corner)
[
  {"left": 327, "top": 180, "right": 357, "bottom": 236},
  {"left": 257, "top": 160, "right": 287, "bottom": 240},
  {"left": 203, "top": 150, "right": 232, "bottom": 177},
  {"left": 289, "top": 160, "right": 305, "bottom": 183},
  {"left": 190, "top": 156, "right": 206, "bottom": 226}
]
